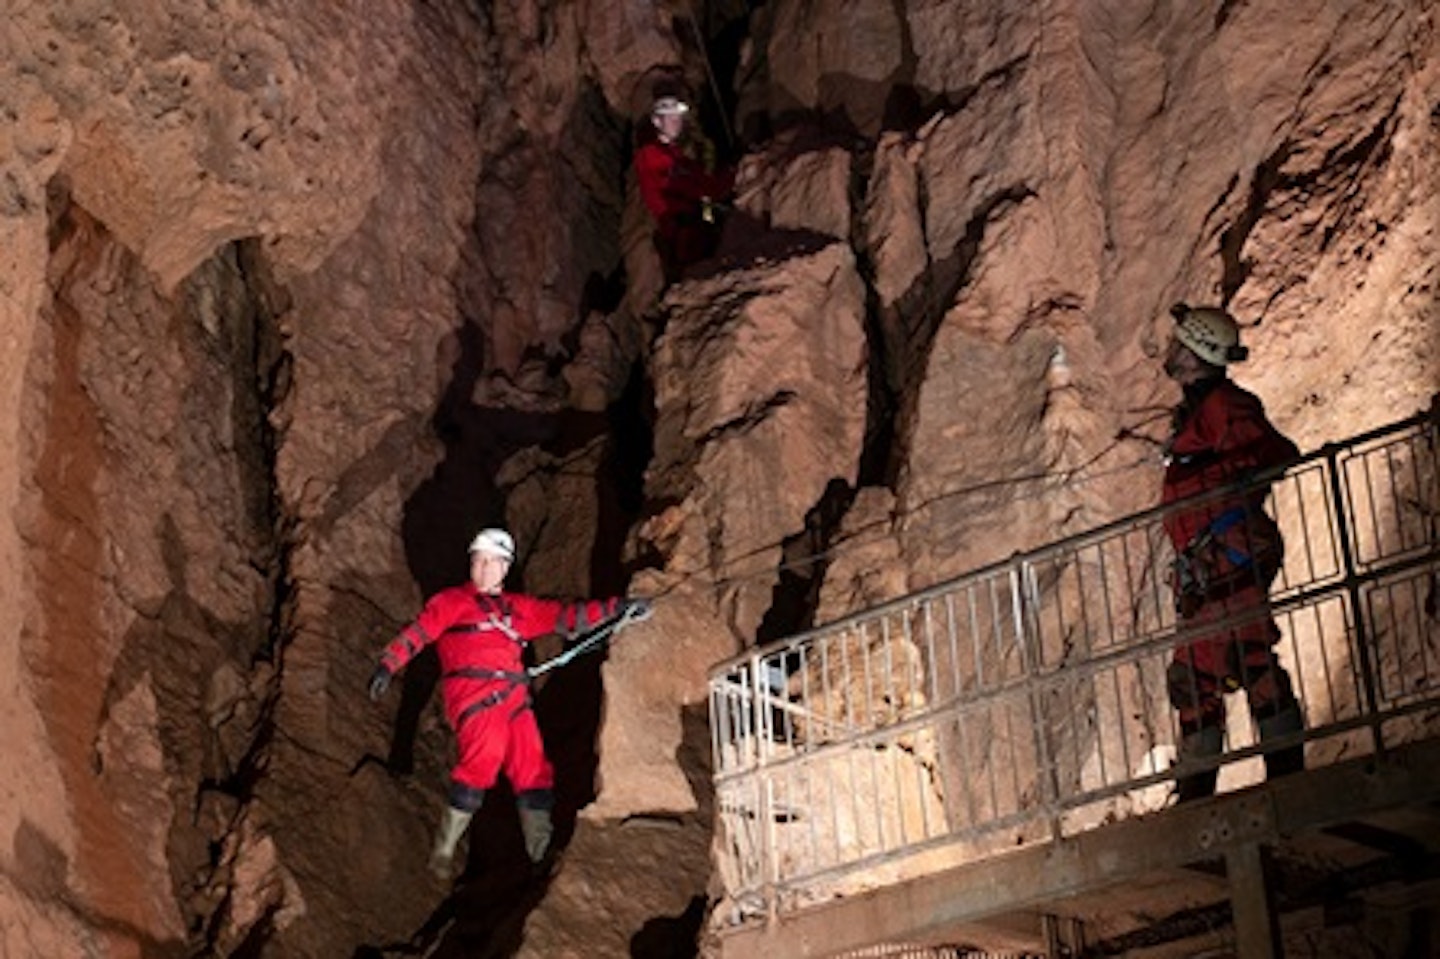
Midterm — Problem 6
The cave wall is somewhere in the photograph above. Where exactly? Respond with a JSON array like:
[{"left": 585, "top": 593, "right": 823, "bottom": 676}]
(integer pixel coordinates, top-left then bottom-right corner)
[{"left": 1, "top": 0, "right": 1436, "bottom": 957}]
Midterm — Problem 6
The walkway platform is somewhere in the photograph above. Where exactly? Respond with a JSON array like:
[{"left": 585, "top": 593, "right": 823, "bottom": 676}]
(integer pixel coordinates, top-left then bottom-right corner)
[
  {"left": 708, "top": 402, "right": 1440, "bottom": 958},
  {"left": 717, "top": 736, "right": 1440, "bottom": 957}
]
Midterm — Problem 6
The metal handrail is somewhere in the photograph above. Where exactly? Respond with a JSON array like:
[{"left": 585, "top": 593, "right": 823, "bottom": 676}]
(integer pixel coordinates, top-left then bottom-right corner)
[{"left": 709, "top": 399, "right": 1440, "bottom": 926}]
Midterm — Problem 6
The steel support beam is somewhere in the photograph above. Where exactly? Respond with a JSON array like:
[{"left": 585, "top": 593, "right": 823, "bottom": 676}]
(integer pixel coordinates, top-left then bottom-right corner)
[
  {"left": 716, "top": 737, "right": 1440, "bottom": 959},
  {"left": 1226, "top": 843, "right": 1281, "bottom": 959}
]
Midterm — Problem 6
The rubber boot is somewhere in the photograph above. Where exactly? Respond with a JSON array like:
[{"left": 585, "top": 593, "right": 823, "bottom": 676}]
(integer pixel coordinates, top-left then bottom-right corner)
[
  {"left": 1173, "top": 726, "right": 1223, "bottom": 803},
  {"left": 428, "top": 805, "right": 474, "bottom": 880},
  {"left": 518, "top": 805, "right": 554, "bottom": 868},
  {"left": 1258, "top": 703, "right": 1305, "bottom": 780}
]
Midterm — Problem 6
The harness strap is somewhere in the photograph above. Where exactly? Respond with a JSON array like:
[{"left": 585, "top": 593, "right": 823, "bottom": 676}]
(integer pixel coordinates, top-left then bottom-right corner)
[
  {"left": 454, "top": 686, "right": 527, "bottom": 729},
  {"left": 443, "top": 666, "right": 530, "bottom": 684},
  {"left": 1184, "top": 506, "right": 1256, "bottom": 569},
  {"left": 447, "top": 662, "right": 533, "bottom": 730}
]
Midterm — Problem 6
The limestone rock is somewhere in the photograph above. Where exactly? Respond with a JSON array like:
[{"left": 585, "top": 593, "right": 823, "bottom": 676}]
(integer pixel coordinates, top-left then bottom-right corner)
[{"left": 1, "top": 1, "right": 1437, "bottom": 956}]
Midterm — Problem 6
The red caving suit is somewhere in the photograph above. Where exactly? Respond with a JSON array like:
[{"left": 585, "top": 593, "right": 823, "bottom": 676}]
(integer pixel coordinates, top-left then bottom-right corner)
[
  {"left": 1161, "top": 377, "right": 1300, "bottom": 728},
  {"left": 379, "top": 588, "right": 620, "bottom": 794},
  {"left": 634, "top": 138, "right": 734, "bottom": 279}
]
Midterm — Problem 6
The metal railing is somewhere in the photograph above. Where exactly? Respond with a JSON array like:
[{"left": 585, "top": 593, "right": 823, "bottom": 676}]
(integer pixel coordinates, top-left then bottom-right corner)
[{"left": 709, "top": 402, "right": 1440, "bottom": 926}]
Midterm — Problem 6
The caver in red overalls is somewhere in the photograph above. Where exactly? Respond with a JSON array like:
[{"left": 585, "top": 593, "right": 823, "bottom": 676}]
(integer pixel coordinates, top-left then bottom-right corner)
[
  {"left": 634, "top": 98, "right": 735, "bottom": 283},
  {"left": 368, "top": 528, "right": 639, "bottom": 878},
  {"left": 1162, "top": 370, "right": 1303, "bottom": 801}
]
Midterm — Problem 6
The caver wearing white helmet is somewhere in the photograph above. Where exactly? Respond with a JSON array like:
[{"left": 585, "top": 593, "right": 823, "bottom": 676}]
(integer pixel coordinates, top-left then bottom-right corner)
[
  {"left": 468, "top": 527, "right": 516, "bottom": 562},
  {"left": 1168, "top": 302, "right": 1249, "bottom": 369},
  {"left": 1158, "top": 301, "right": 1303, "bottom": 804},
  {"left": 650, "top": 95, "right": 690, "bottom": 144},
  {"left": 368, "top": 523, "right": 653, "bottom": 881},
  {"left": 651, "top": 95, "right": 689, "bottom": 118}
]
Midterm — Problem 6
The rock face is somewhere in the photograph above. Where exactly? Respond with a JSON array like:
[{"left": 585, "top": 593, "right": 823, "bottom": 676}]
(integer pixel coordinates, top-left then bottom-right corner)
[{"left": 1, "top": 2, "right": 1437, "bottom": 958}]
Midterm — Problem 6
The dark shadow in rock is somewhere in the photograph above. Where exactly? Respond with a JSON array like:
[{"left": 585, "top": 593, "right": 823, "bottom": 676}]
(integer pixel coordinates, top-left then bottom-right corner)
[
  {"left": 677, "top": 703, "right": 715, "bottom": 821},
  {"left": 389, "top": 318, "right": 497, "bottom": 775},
  {"left": 94, "top": 512, "right": 258, "bottom": 931},
  {"left": 630, "top": 895, "right": 707, "bottom": 959},
  {"left": 390, "top": 72, "right": 647, "bottom": 959},
  {"left": 684, "top": 217, "right": 838, "bottom": 283},
  {"left": 12, "top": 818, "right": 69, "bottom": 901},
  {"left": 13, "top": 818, "right": 188, "bottom": 956}
]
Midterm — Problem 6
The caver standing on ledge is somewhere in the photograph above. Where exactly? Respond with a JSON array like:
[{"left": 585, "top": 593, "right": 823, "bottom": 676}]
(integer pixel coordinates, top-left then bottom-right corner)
[
  {"left": 368, "top": 527, "right": 651, "bottom": 878},
  {"left": 1159, "top": 303, "right": 1304, "bottom": 802},
  {"left": 633, "top": 94, "right": 736, "bottom": 283}
]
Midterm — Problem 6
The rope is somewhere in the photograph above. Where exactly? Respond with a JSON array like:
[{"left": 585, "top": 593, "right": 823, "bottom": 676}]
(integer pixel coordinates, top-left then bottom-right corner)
[
  {"left": 678, "top": 0, "right": 735, "bottom": 152},
  {"left": 645, "top": 451, "right": 1165, "bottom": 602},
  {"left": 528, "top": 604, "right": 646, "bottom": 678}
]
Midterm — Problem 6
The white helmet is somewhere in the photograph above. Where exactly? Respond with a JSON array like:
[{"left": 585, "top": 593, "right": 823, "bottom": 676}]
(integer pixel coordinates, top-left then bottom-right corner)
[
  {"left": 1170, "top": 303, "right": 1249, "bottom": 366},
  {"left": 651, "top": 96, "right": 689, "bottom": 118},
  {"left": 468, "top": 528, "right": 516, "bottom": 562}
]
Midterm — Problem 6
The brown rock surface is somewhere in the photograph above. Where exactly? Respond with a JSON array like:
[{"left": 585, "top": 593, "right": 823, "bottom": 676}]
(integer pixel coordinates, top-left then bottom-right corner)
[{"left": 0, "top": 1, "right": 1436, "bottom": 957}]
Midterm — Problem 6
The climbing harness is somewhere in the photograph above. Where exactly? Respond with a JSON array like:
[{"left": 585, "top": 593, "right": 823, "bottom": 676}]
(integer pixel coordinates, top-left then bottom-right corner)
[
  {"left": 443, "top": 604, "right": 647, "bottom": 729},
  {"left": 1172, "top": 505, "right": 1283, "bottom": 615}
]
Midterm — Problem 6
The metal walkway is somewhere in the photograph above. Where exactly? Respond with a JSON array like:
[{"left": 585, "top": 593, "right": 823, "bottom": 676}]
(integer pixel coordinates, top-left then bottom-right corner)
[{"left": 707, "top": 401, "right": 1440, "bottom": 957}]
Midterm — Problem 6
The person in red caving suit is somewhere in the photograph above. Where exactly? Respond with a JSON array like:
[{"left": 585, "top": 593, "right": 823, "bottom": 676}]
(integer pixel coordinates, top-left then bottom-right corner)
[
  {"left": 368, "top": 527, "right": 650, "bottom": 877},
  {"left": 1159, "top": 303, "right": 1303, "bottom": 802},
  {"left": 633, "top": 95, "right": 735, "bottom": 283}
]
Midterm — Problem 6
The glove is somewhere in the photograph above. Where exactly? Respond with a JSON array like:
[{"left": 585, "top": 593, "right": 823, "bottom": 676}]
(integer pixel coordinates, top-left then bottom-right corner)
[
  {"left": 367, "top": 665, "right": 393, "bottom": 701},
  {"left": 1171, "top": 553, "right": 1208, "bottom": 620},
  {"left": 622, "top": 597, "right": 654, "bottom": 622},
  {"left": 1175, "top": 588, "right": 1205, "bottom": 620}
]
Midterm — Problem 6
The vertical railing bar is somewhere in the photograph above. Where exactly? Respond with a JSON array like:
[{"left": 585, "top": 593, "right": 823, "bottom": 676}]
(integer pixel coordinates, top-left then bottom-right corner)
[
  {"left": 1013, "top": 562, "right": 1056, "bottom": 835},
  {"left": 1095, "top": 535, "right": 1119, "bottom": 651},
  {"left": 855, "top": 620, "right": 884, "bottom": 854},
  {"left": 882, "top": 614, "right": 898, "bottom": 722},
  {"left": 710, "top": 682, "right": 724, "bottom": 774},
  {"left": 956, "top": 705, "right": 983, "bottom": 828},
  {"left": 820, "top": 706, "right": 839, "bottom": 871},
  {"left": 843, "top": 729, "right": 861, "bottom": 870},
  {"left": 1292, "top": 471, "right": 1319, "bottom": 588},
  {"left": 818, "top": 630, "right": 832, "bottom": 748},
  {"left": 1086, "top": 660, "right": 1106, "bottom": 796},
  {"left": 796, "top": 643, "right": 810, "bottom": 754},
  {"left": 1359, "top": 445, "right": 1381, "bottom": 567},
  {"left": 1073, "top": 548, "right": 1093, "bottom": 655},
  {"left": 1322, "top": 462, "right": 1343, "bottom": 581},
  {"left": 1331, "top": 445, "right": 1385, "bottom": 753},
  {"left": 1071, "top": 551, "right": 1092, "bottom": 658},
  {"left": 902, "top": 605, "right": 918, "bottom": 711},
  {"left": 1114, "top": 658, "right": 1135, "bottom": 789},
  {"left": 1367, "top": 444, "right": 1388, "bottom": 562},
  {"left": 1415, "top": 572, "right": 1436, "bottom": 687},
  {"left": 988, "top": 575, "right": 1006, "bottom": 685},
  {"left": 1117, "top": 526, "right": 1142, "bottom": 639},
  {"left": 755, "top": 652, "right": 776, "bottom": 765},
  {"left": 860, "top": 620, "right": 877, "bottom": 733},
  {"left": 945, "top": 591, "right": 962, "bottom": 703},
  {"left": 868, "top": 726, "right": 886, "bottom": 853},
  {"left": 1281, "top": 602, "right": 1311, "bottom": 734},
  {"left": 1371, "top": 579, "right": 1395, "bottom": 706},
  {"left": 922, "top": 598, "right": 939, "bottom": 705},
  {"left": 1383, "top": 443, "right": 1405, "bottom": 555},
  {"left": 801, "top": 746, "right": 819, "bottom": 879},
  {"left": 778, "top": 652, "right": 796, "bottom": 752},
  {"left": 967, "top": 586, "right": 983, "bottom": 692},
  {"left": 1311, "top": 600, "right": 1340, "bottom": 722},
  {"left": 746, "top": 651, "right": 777, "bottom": 918},
  {"left": 916, "top": 724, "right": 934, "bottom": 841},
  {"left": 840, "top": 626, "right": 856, "bottom": 733}
]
